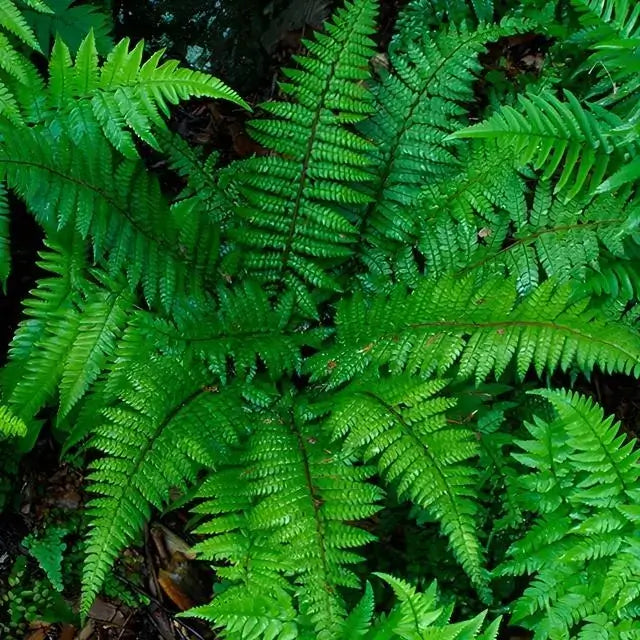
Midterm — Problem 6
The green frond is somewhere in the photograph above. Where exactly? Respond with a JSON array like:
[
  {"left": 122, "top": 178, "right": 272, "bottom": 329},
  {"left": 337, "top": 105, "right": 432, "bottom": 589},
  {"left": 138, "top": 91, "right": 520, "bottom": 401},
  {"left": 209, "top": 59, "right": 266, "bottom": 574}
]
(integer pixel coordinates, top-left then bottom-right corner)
[
  {"left": 329, "top": 376, "right": 488, "bottom": 595},
  {"left": 0, "top": 125, "right": 214, "bottom": 306},
  {"left": 340, "top": 582, "right": 374, "bottom": 638},
  {"left": 80, "top": 360, "right": 247, "bottom": 615},
  {"left": 308, "top": 274, "right": 640, "bottom": 388},
  {"left": 370, "top": 574, "right": 491, "bottom": 640},
  {"left": 0, "top": 0, "right": 41, "bottom": 50},
  {"left": 46, "top": 33, "right": 247, "bottom": 159},
  {"left": 391, "top": 0, "right": 494, "bottom": 51},
  {"left": 499, "top": 389, "right": 640, "bottom": 636},
  {"left": 187, "top": 396, "right": 382, "bottom": 639},
  {"left": 532, "top": 388, "right": 640, "bottom": 501},
  {"left": 0, "top": 404, "right": 26, "bottom": 438},
  {"left": 23, "top": 525, "right": 68, "bottom": 592},
  {"left": 131, "top": 282, "right": 315, "bottom": 383},
  {"left": 1, "top": 246, "right": 134, "bottom": 431},
  {"left": 425, "top": 183, "right": 640, "bottom": 295},
  {"left": 571, "top": 0, "right": 640, "bottom": 105},
  {"left": 1, "top": 236, "right": 87, "bottom": 431},
  {"left": 221, "top": 0, "right": 377, "bottom": 314},
  {"left": 453, "top": 90, "right": 618, "bottom": 199},
  {"left": 58, "top": 278, "right": 134, "bottom": 418},
  {"left": 358, "top": 20, "right": 526, "bottom": 256}
]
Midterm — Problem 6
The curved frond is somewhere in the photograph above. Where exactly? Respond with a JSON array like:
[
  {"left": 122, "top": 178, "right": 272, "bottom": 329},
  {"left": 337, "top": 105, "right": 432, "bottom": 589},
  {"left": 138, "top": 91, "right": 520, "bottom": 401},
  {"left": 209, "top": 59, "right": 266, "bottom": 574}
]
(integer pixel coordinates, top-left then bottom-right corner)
[
  {"left": 221, "top": 0, "right": 377, "bottom": 315},
  {"left": 453, "top": 90, "right": 618, "bottom": 199},
  {"left": 308, "top": 274, "right": 640, "bottom": 388},
  {"left": 329, "top": 376, "right": 488, "bottom": 595},
  {"left": 80, "top": 359, "right": 246, "bottom": 615}
]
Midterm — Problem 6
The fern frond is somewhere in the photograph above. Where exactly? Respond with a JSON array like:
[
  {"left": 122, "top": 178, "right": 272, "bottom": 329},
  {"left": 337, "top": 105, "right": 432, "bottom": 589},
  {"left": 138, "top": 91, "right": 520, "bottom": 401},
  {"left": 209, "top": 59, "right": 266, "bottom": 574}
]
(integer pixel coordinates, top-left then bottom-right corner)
[
  {"left": 453, "top": 90, "right": 622, "bottom": 199},
  {"left": 371, "top": 574, "right": 491, "bottom": 640},
  {"left": 329, "top": 376, "right": 488, "bottom": 595},
  {"left": 0, "top": 404, "right": 26, "bottom": 438},
  {"left": 23, "top": 0, "right": 113, "bottom": 56},
  {"left": 187, "top": 396, "right": 382, "bottom": 639},
  {"left": 80, "top": 360, "right": 246, "bottom": 615},
  {"left": 221, "top": 0, "right": 377, "bottom": 315},
  {"left": 429, "top": 183, "right": 640, "bottom": 295},
  {"left": 131, "top": 282, "right": 315, "bottom": 383},
  {"left": 358, "top": 20, "right": 525, "bottom": 256},
  {"left": 1, "top": 236, "right": 87, "bottom": 430},
  {"left": 500, "top": 389, "right": 640, "bottom": 636},
  {"left": 46, "top": 32, "right": 247, "bottom": 159},
  {"left": 0, "top": 125, "right": 216, "bottom": 306},
  {"left": 308, "top": 274, "right": 640, "bottom": 388},
  {"left": 571, "top": 0, "right": 640, "bottom": 105},
  {"left": 0, "top": 0, "right": 41, "bottom": 50}
]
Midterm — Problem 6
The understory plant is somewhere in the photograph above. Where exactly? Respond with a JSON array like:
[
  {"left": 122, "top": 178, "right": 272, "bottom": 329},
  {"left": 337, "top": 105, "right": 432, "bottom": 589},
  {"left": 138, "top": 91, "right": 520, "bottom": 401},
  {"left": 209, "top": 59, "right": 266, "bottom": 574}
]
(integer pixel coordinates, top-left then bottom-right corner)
[{"left": 1, "top": 0, "right": 640, "bottom": 638}]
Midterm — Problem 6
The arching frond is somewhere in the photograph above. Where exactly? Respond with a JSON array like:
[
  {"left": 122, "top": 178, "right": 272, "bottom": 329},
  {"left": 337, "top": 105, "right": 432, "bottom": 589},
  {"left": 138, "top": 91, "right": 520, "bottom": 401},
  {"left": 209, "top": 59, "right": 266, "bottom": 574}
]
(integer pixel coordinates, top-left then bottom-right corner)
[
  {"left": 328, "top": 376, "right": 488, "bottom": 595},
  {"left": 308, "top": 274, "right": 640, "bottom": 388},
  {"left": 80, "top": 360, "right": 247, "bottom": 615},
  {"left": 453, "top": 91, "right": 619, "bottom": 199},
  {"left": 220, "top": 0, "right": 378, "bottom": 316}
]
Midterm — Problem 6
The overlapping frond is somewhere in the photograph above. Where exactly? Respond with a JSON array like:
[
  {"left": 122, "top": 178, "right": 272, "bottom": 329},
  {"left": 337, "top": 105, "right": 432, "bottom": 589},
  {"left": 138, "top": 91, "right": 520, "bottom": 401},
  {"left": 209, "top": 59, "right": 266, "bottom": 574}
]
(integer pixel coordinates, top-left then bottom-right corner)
[
  {"left": 1, "top": 236, "right": 88, "bottom": 431},
  {"left": 308, "top": 274, "right": 640, "bottom": 388},
  {"left": 131, "top": 282, "right": 318, "bottom": 383},
  {"left": 358, "top": 20, "right": 525, "bottom": 258},
  {"left": 80, "top": 358, "right": 246, "bottom": 615},
  {"left": 571, "top": 0, "right": 640, "bottom": 105},
  {"left": 421, "top": 183, "right": 640, "bottom": 294},
  {"left": 328, "top": 376, "right": 488, "bottom": 595},
  {"left": 499, "top": 389, "right": 640, "bottom": 636},
  {"left": 46, "top": 32, "right": 247, "bottom": 159},
  {"left": 187, "top": 396, "right": 382, "bottom": 639},
  {"left": 220, "top": 0, "right": 377, "bottom": 315},
  {"left": 0, "top": 125, "right": 216, "bottom": 307},
  {"left": 454, "top": 90, "right": 618, "bottom": 199}
]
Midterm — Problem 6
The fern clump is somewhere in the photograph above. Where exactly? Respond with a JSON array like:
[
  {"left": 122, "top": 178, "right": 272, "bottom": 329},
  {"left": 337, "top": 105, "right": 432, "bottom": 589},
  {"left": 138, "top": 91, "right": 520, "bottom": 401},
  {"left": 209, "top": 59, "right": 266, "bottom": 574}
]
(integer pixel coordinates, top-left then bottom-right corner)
[{"left": 0, "top": 0, "right": 639, "bottom": 638}]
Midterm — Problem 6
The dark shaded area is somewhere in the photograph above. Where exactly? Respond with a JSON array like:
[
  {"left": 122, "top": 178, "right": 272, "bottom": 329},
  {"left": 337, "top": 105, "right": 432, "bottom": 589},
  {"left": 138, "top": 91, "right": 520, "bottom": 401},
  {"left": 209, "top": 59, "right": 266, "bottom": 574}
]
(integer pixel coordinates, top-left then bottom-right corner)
[{"left": 0, "top": 198, "right": 43, "bottom": 367}]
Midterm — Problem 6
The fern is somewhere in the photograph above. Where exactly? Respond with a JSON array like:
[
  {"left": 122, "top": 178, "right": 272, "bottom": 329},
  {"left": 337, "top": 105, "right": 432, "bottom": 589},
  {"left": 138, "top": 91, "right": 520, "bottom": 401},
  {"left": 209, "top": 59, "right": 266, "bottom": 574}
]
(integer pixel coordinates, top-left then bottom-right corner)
[
  {"left": 186, "top": 394, "right": 382, "bottom": 639},
  {"left": 80, "top": 358, "right": 247, "bottom": 614},
  {"left": 500, "top": 389, "right": 640, "bottom": 636},
  {"left": 454, "top": 90, "right": 620, "bottom": 199},
  {"left": 220, "top": 0, "right": 378, "bottom": 316},
  {"left": 328, "top": 377, "right": 488, "bottom": 596},
  {"left": 0, "top": 0, "right": 639, "bottom": 637},
  {"left": 307, "top": 273, "right": 640, "bottom": 388}
]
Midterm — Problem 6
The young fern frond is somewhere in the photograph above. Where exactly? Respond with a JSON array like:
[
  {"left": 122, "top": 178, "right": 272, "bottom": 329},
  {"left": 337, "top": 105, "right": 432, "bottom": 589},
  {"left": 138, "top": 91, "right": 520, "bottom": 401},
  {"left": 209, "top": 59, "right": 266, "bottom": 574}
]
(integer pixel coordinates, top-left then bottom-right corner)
[
  {"left": 328, "top": 377, "right": 488, "bottom": 596},
  {"left": 221, "top": 0, "right": 377, "bottom": 315},
  {"left": 308, "top": 274, "right": 640, "bottom": 388},
  {"left": 500, "top": 389, "right": 640, "bottom": 636}
]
